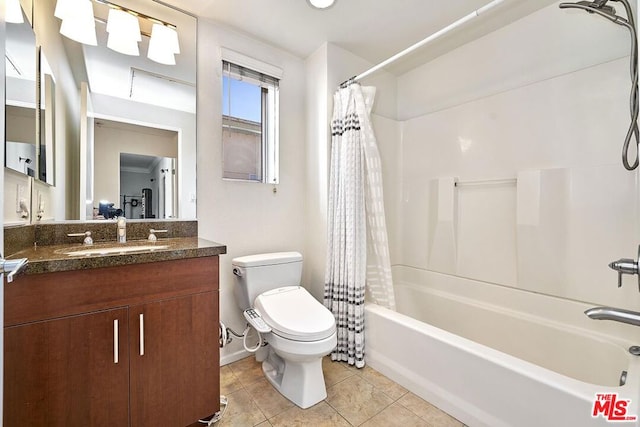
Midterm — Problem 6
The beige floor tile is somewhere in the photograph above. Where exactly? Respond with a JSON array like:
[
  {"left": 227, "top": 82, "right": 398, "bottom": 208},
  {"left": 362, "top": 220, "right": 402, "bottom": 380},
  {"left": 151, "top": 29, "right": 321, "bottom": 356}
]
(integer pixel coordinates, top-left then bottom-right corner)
[
  {"left": 220, "top": 356, "right": 462, "bottom": 427},
  {"left": 398, "top": 393, "right": 463, "bottom": 427},
  {"left": 217, "top": 389, "right": 266, "bottom": 427},
  {"left": 322, "top": 357, "right": 358, "bottom": 387},
  {"left": 229, "top": 356, "right": 265, "bottom": 387},
  {"left": 220, "top": 365, "right": 244, "bottom": 395},
  {"left": 325, "top": 374, "right": 394, "bottom": 426},
  {"left": 245, "top": 378, "right": 295, "bottom": 419},
  {"left": 360, "top": 402, "right": 430, "bottom": 427},
  {"left": 269, "top": 401, "right": 350, "bottom": 427},
  {"left": 358, "top": 366, "right": 408, "bottom": 400}
]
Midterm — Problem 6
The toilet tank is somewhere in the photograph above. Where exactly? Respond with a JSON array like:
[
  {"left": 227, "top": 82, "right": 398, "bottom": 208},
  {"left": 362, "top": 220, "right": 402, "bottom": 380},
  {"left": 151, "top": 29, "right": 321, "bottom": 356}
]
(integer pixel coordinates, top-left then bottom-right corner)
[{"left": 232, "top": 252, "right": 303, "bottom": 310}]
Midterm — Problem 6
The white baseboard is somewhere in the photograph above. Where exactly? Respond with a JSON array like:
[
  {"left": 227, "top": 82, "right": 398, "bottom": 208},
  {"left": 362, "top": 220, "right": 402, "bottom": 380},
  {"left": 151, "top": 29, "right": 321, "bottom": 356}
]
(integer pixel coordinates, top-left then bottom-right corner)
[{"left": 220, "top": 349, "right": 250, "bottom": 366}]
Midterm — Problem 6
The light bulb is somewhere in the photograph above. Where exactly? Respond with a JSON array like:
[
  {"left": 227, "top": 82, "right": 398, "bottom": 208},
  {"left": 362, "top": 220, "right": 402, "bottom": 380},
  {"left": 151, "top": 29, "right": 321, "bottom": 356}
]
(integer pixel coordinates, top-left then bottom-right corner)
[{"left": 307, "top": 0, "right": 335, "bottom": 9}]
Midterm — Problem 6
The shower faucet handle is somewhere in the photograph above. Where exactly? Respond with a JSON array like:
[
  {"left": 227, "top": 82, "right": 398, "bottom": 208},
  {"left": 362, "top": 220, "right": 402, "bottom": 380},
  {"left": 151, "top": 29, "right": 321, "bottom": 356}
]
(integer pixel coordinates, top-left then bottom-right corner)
[{"left": 609, "top": 245, "right": 640, "bottom": 291}]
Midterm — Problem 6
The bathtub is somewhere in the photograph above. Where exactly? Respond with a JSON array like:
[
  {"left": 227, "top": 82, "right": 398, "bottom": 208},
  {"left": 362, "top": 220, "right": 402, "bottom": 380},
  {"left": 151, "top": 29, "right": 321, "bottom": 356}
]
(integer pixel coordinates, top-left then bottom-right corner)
[{"left": 365, "top": 266, "right": 640, "bottom": 427}]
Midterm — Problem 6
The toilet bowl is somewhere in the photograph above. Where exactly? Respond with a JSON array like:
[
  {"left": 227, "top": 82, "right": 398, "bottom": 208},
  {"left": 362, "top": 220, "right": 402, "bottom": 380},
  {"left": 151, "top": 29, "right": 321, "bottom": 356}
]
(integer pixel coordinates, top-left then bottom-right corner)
[
  {"left": 232, "top": 252, "right": 337, "bottom": 409},
  {"left": 254, "top": 286, "right": 337, "bottom": 408}
]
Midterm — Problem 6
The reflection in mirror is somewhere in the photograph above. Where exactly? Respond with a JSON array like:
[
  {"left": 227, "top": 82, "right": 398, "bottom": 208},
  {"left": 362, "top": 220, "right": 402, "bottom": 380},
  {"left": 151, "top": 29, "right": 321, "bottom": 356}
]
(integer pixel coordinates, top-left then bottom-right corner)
[
  {"left": 79, "top": 0, "right": 196, "bottom": 220},
  {"left": 119, "top": 153, "right": 177, "bottom": 220},
  {"left": 5, "top": 2, "right": 37, "bottom": 178},
  {"left": 38, "top": 51, "right": 55, "bottom": 185},
  {"left": 93, "top": 119, "right": 178, "bottom": 220}
]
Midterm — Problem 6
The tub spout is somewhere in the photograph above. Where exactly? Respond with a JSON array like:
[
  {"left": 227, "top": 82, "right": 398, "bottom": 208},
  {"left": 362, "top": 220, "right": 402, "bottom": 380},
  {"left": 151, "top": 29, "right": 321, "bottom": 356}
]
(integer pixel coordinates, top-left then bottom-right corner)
[{"left": 585, "top": 306, "right": 640, "bottom": 327}]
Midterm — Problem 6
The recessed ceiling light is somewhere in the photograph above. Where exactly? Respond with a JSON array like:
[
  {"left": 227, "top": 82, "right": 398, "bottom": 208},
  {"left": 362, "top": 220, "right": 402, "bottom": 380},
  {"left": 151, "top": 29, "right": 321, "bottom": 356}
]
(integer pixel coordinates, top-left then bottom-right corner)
[{"left": 307, "top": 0, "right": 335, "bottom": 9}]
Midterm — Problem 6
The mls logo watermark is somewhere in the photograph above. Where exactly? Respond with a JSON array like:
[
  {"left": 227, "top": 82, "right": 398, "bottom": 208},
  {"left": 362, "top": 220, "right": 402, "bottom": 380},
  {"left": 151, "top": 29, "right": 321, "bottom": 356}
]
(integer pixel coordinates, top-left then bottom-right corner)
[{"left": 592, "top": 393, "right": 638, "bottom": 422}]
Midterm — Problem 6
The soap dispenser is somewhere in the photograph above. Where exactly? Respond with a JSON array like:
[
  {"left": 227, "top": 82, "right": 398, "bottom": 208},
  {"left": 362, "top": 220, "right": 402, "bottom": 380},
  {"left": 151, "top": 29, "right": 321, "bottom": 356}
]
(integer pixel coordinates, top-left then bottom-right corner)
[{"left": 117, "top": 216, "right": 126, "bottom": 243}]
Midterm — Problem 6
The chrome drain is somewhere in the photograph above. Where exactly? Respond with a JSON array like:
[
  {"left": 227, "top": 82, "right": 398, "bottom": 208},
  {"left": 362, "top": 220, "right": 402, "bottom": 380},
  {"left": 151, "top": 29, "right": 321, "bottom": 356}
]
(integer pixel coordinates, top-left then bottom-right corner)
[{"left": 629, "top": 346, "right": 640, "bottom": 356}]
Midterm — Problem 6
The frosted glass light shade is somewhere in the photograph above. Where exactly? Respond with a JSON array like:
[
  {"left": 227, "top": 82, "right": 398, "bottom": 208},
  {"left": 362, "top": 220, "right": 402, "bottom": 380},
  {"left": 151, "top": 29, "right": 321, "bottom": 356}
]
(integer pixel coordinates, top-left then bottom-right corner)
[
  {"left": 147, "top": 24, "right": 180, "bottom": 65},
  {"left": 107, "top": 33, "right": 140, "bottom": 56},
  {"left": 59, "top": 0, "right": 97, "bottom": 46},
  {"left": 147, "top": 46, "right": 176, "bottom": 65},
  {"left": 6, "top": 0, "right": 24, "bottom": 23},
  {"left": 106, "top": 9, "right": 141, "bottom": 56},
  {"left": 308, "top": 0, "right": 335, "bottom": 9},
  {"left": 54, "top": 0, "right": 72, "bottom": 19}
]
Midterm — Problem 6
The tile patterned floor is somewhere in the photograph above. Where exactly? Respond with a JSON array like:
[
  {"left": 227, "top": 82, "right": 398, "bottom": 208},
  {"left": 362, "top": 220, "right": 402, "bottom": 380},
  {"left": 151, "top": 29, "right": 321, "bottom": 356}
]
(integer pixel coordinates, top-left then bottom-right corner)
[{"left": 218, "top": 356, "right": 465, "bottom": 426}]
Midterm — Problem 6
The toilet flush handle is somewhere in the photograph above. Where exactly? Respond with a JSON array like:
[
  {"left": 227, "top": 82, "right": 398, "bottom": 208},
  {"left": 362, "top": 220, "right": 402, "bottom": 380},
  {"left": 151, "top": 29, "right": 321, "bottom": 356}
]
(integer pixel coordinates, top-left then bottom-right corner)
[{"left": 232, "top": 267, "right": 242, "bottom": 277}]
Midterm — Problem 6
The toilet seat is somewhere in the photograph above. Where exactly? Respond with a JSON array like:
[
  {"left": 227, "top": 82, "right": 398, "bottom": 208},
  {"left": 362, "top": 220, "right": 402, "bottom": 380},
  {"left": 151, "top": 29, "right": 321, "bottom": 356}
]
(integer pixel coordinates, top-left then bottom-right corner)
[{"left": 254, "top": 286, "right": 336, "bottom": 342}]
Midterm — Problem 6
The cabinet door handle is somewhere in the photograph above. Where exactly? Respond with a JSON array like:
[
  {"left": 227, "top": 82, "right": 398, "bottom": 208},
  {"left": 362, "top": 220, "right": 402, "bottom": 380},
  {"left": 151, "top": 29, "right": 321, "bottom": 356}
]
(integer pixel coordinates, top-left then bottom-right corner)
[
  {"left": 113, "top": 319, "right": 119, "bottom": 364},
  {"left": 139, "top": 313, "right": 145, "bottom": 356}
]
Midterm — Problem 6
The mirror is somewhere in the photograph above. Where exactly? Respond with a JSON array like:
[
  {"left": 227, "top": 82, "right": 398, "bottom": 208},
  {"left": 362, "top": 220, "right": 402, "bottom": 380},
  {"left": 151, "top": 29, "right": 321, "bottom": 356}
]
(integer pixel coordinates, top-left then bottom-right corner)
[
  {"left": 16, "top": 0, "right": 197, "bottom": 221},
  {"left": 79, "top": 0, "right": 196, "bottom": 220},
  {"left": 38, "top": 50, "right": 55, "bottom": 185},
  {"left": 5, "top": 1, "right": 37, "bottom": 178}
]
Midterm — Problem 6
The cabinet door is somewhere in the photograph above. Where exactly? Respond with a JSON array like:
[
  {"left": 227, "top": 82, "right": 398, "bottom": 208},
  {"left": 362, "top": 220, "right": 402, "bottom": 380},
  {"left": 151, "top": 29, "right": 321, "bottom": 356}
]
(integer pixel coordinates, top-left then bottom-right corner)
[
  {"left": 130, "top": 291, "right": 219, "bottom": 427},
  {"left": 4, "top": 308, "right": 129, "bottom": 427}
]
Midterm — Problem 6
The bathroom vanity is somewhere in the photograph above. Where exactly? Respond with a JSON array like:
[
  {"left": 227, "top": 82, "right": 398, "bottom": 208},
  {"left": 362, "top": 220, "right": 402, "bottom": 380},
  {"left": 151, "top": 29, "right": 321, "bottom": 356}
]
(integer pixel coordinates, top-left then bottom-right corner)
[{"left": 3, "top": 224, "right": 225, "bottom": 426}]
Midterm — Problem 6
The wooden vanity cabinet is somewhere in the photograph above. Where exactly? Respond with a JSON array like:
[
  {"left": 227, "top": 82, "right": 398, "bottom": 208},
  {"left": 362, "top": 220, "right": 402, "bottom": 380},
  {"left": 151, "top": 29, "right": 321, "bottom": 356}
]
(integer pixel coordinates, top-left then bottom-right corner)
[
  {"left": 4, "top": 257, "right": 220, "bottom": 427},
  {"left": 5, "top": 308, "right": 130, "bottom": 426}
]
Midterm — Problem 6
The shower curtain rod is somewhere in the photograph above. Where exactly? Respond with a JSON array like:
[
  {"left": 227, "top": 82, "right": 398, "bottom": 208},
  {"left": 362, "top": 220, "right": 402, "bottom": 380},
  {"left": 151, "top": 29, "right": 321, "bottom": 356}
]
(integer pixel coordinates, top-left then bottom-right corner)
[{"left": 340, "top": 0, "right": 507, "bottom": 87}]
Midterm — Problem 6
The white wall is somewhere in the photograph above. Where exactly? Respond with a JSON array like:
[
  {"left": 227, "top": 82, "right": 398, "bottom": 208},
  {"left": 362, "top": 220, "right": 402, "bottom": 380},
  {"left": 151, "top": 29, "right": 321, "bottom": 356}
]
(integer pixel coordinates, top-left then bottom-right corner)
[
  {"left": 4, "top": 169, "right": 31, "bottom": 226},
  {"left": 395, "top": 1, "right": 640, "bottom": 311},
  {"left": 197, "top": 20, "right": 307, "bottom": 364}
]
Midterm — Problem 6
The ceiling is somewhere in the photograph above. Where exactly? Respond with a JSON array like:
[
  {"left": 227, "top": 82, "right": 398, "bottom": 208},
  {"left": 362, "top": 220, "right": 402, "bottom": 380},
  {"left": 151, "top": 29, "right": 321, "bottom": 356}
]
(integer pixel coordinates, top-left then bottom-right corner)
[
  {"left": 70, "top": 0, "right": 559, "bottom": 115},
  {"left": 157, "top": 0, "right": 558, "bottom": 74}
]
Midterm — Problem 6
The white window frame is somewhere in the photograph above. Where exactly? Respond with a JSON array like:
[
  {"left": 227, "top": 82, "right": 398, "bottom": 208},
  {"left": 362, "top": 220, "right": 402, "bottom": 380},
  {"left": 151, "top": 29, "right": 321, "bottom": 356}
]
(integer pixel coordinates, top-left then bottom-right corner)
[{"left": 221, "top": 49, "right": 282, "bottom": 184}]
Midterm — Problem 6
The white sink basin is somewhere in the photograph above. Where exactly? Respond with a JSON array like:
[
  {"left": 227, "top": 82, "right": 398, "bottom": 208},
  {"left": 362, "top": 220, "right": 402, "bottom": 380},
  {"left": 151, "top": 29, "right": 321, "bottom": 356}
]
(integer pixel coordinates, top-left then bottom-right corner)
[{"left": 65, "top": 245, "right": 169, "bottom": 256}]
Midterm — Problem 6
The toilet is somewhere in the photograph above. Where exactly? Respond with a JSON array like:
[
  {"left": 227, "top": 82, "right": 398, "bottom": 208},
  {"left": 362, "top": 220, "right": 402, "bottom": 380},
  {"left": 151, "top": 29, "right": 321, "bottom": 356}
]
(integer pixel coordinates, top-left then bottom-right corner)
[{"left": 232, "top": 252, "right": 337, "bottom": 409}]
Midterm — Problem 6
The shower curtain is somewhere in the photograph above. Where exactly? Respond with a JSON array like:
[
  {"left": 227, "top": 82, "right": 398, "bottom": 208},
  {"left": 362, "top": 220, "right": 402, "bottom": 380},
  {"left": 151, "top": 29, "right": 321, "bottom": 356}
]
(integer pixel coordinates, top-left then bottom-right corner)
[{"left": 324, "top": 82, "right": 395, "bottom": 368}]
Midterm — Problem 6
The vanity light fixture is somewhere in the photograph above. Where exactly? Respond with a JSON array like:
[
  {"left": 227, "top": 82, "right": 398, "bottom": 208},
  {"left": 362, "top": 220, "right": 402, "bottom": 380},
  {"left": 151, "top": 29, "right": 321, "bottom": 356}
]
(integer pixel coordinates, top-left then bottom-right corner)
[
  {"left": 106, "top": 8, "right": 141, "bottom": 56},
  {"left": 58, "top": 0, "right": 98, "bottom": 46},
  {"left": 54, "top": 0, "right": 181, "bottom": 65},
  {"left": 6, "top": 0, "right": 24, "bottom": 24},
  {"left": 307, "top": 0, "right": 335, "bottom": 9}
]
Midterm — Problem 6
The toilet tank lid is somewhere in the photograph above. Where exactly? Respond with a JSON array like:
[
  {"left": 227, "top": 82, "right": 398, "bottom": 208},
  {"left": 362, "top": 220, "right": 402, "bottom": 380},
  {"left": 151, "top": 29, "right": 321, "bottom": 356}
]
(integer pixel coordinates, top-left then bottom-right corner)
[{"left": 232, "top": 252, "right": 302, "bottom": 268}]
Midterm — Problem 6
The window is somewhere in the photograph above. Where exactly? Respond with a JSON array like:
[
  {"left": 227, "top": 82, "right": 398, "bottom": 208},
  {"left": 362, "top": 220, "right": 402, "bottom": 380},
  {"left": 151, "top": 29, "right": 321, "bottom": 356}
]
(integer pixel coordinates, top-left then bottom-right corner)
[{"left": 222, "top": 58, "right": 280, "bottom": 183}]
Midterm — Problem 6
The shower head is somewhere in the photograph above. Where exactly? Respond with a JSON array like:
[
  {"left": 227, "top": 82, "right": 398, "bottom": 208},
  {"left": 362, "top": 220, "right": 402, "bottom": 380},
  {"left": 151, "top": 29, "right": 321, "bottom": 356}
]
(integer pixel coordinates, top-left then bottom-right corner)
[{"left": 559, "top": 0, "right": 625, "bottom": 24}]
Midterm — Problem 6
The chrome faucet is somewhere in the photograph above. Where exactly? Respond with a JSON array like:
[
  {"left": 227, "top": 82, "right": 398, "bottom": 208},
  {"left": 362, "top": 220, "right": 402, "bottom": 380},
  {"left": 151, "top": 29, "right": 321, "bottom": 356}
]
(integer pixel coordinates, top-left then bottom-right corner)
[{"left": 585, "top": 306, "right": 640, "bottom": 327}]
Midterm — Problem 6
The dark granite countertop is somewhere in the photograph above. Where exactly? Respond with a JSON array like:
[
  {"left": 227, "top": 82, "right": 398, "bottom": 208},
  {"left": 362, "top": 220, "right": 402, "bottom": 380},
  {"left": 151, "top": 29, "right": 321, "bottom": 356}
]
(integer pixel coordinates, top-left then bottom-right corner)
[{"left": 7, "top": 237, "right": 227, "bottom": 275}]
